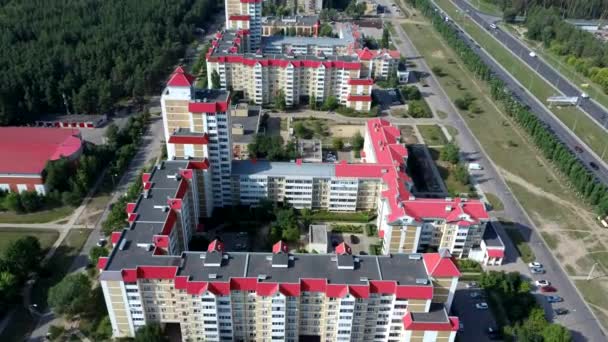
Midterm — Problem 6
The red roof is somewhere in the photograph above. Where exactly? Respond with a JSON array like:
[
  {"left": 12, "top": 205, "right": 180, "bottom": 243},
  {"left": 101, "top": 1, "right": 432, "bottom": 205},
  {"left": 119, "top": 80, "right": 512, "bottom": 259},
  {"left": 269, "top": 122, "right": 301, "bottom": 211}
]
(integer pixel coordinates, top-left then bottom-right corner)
[
  {"left": 335, "top": 242, "right": 352, "bottom": 255},
  {"left": 423, "top": 252, "right": 461, "bottom": 278},
  {"left": 403, "top": 313, "right": 459, "bottom": 332},
  {"left": 256, "top": 282, "right": 279, "bottom": 296},
  {"left": 272, "top": 240, "right": 289, "bottom": 254},
  {"left": 487, "top": 249, "right": 505, "bottom": 258},
  {"left": 208, "top": 239, "right": 224, "bottom": 252},
  {"left": 347, "top": 95, "right": 372, "bottom": 102},
  {"left": 168, "top": 134, "right": 209, "bottom": 145},
  {"left": 348, "top": 78, "right": 374, "bottom": 86},
  {"left": 97, "top": 257, "right": 108, "bottom": 270},
  {"left": 189, "top": 101, "right": 229, "bottom": 114},
  {"left": 229, "top": 15, "right": 250, "bottom": 21},
  {"left": 335, "top": 162, "right": 388, "bottom": 178},
  {"left": 0, "top": 127, "right": 82, "bottom": 175},
  {"left": 167, "top": 66, "right": 195, "bottom": 87},
  {"left": 326, "top": 284, "right": 348, "bottom": 298},
  {"left": 111, "top": 231, "right": 123, "bottom": 245}
]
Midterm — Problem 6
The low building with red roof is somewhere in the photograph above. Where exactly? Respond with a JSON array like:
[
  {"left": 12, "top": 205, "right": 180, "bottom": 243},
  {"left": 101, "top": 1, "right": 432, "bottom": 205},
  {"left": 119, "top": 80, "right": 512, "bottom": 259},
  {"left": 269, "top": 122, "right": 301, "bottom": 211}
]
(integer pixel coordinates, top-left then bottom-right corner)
[{"left": 0, "top": 127, "right": 83, "bottom": 195}]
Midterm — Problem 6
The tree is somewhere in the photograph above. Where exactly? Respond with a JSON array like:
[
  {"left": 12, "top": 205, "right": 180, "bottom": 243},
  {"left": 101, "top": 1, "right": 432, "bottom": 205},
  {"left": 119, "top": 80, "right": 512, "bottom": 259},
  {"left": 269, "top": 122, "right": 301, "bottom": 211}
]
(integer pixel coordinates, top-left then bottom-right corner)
[
  {"left": 282, "top": 226, "right": 300, "bottom": 242},
  {"left": 381, "top": 27, "right": 390, "bottom": 49},
  {"left": 20, "top": 191, "right": 43, "bottom": 212},
  {"left": 134, "top": 323, "right": 167, "bottom": 342},
  {"left": 294, "top": 122, "right": 313, "bottom": 139},
  {"left": 319, "top": 23, "right": 333, "bottom": 37},
  {"left": 48, "top": 273, "right": 92, "bottom": 317},
  {"left": 105, "top": 123, "right": 119, "bottom": 146},
  {"left": 332, "top": 137, "right": 344, "bottom": 151},
  {"left": 89, "top": 246, "right": 109, "bottom": 266},
  {"left": 321, "top": 96, "right": 339, "bottom": 111},
  {"left": 542, "top": 323, "right": 572, "bottom": 342},
  {"left": 453, "top": 164, "right": 470, "bottom": 185},
  {"left": 0, "top": 272, "right": 19, "bottom": 305},
  {"left": 3, "top": 192, "right": 23, "bottom": 213},
  {"left": 351, "top": 132, "right": 364, "bottom": 151},
  {"left": 309, "top": 95, "right": 318, "bottom": 110},
  {"left": 211, "top": 70, "right": 221, "bottom": 89},
  {"left": 440, "top": 142, "right": 460, "bottom": 164},
  {"left": 274, "top": 90, "right": 287, "bottom": 111},
  {"left": 3, "top": 236, "right": 42, "bottom": 279}
]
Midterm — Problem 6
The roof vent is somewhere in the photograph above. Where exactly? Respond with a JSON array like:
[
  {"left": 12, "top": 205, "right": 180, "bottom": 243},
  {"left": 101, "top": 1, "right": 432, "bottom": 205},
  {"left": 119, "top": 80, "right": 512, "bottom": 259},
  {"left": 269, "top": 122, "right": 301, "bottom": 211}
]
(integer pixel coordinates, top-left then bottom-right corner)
[
  {"left": 415, "top": 278, "right": 429, "bottom": 285},
  {"left": 222, "top": 254, "right": 229, "bottom": 260},
  {"left": 136, "top": 243, "right": 153, "bottom": 251},
  {"left": 209, "top": 273, "right": 218, "bottom": 279},
  {"left": 354, "top": 257, "right": 360, "bottom": 263},
  {"left": 199, "top": 253, "right": 206, "bottom": 259},
  {"left": 408, "top": 195, "right": 416, "bottom": 200},
  {"left": 118, "top": 239, "right": 127, "bottom": 251},
  {"left": 288, "top": 255, "right": 295, "bottom": 261},
  {"left": 461, "top": 197, "right": 468, "bottom": 202},
  {"left": 408, "top": 254, "right": 422, "bottom": 260},
  {"left": 330, "top": 256, "right": 337, "bottom": 262},
  {"left": 266, "top": 255, "right": 273, "bottom": 261},
  {"left": 153, "top": 205, "right": 169, "bottom": 212},
  {"left": 359, "top": 277, "right": 369, "bottom": 282},
  {"left": 445, "top": 205, "right": 452, "bottom": 212},
  {"left": 143, "top": 190, "right": 150, "bottom": 199},
  {"left": 167, "top": 174, "right": 177, "bottom": 179},
  {"left": 258, "top": 274, "right": 268, "bottom": 280},
  {"left": 445, "top": 197, "right": 452, "bottom": 201}
]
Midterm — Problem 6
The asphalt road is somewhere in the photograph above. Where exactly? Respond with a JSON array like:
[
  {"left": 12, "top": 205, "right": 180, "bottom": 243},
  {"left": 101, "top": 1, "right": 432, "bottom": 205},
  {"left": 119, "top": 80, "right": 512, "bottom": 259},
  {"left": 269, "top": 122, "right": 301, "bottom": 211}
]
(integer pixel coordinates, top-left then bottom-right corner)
[
  {"left": 447, "top": 0, "right": 608, "bottom": 185},
  {"left": 382, "top": 2, "right": 606, "bottom": 340},
  {"left": 454, "top": 0, "right": 608, "bottom": 132}
]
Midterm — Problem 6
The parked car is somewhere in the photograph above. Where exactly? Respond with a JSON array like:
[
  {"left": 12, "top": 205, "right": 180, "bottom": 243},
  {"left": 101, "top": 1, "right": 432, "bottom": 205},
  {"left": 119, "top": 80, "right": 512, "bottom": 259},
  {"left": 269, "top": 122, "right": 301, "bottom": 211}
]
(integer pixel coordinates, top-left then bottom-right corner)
[
  {"left": 540, "top": 285, "right": 557, "bottom": 293},
  {"left": 487, "top": 326, "right": 500, "bottom": 339},
  {"left": 535, "top": 280, "right": 550, "bottom": 287},
  {"left": 546, "top": 295, "right": 563, "bottom": 303},
  {"left": 489, "top": 24, "right": 497, "bottom": 29},
  {"left": 475, "top": 302, "right": 489, "bottom": 310},
  {"left": 467, "top": 162, "right": 483, "bottom": 171},
  {"left": 466, "top": 281, "right": 478, "bottom": 288},
  {"left": 96, "top": 238, "right": 107, "bottom": 247},
  {"left": 554, "top": 308, "right": 569, "bottom": 315},
  {"left": 529, "top": 51, "right": 537, "bottom": 57},
  {"left": 590, "top": 162, "right": 599, "bottom": 170},
  {"left": 470, "top": 291, "right": 481, "bottom": 299},
  {"left": 530, "top": 267, "right": 545, "bottom": 274},
  {"left": 528, "top": 261, "right": 543, "bottom": 269},
  {"left": 574, "top": 145, "right": 584, "bottom": 153}
]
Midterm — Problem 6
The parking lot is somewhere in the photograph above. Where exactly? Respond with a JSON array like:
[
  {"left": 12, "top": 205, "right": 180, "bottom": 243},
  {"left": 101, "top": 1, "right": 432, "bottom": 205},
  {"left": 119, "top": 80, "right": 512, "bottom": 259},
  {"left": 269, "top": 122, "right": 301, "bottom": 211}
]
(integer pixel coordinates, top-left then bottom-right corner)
[
  {"left": 328, "top": 232, "right": 374, "bottom": 255},
  {"left": 451, "top": 282, "right": 498, "bottom": 341}
]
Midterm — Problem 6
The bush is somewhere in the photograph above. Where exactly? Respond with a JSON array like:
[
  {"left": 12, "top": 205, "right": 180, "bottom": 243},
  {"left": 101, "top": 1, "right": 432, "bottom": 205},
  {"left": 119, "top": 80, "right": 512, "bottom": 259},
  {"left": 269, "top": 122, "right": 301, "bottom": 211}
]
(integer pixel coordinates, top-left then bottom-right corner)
[
  {"left": 454, "top": 164, "right": 470, "bottom": 185},
  {"left": 431, "top": 66, "right": 446, "bottom": 77},
  {"left": 407, "top": 100, "right": 432, "bottom": 118},
  {"left": 440, "top": 142, "right": 460, "bottom": 164},
  {"left": 310, "top": 210, "right": 375, "bottom": 222},
  {"left": 331, "top": 224, "right": 364, "bottom": 234},
  {"left": 456, "top": 259, "right": 482, "bottom": 272},
  {"left": 365, "top": 224, "right": 377, "bottom": 237}
]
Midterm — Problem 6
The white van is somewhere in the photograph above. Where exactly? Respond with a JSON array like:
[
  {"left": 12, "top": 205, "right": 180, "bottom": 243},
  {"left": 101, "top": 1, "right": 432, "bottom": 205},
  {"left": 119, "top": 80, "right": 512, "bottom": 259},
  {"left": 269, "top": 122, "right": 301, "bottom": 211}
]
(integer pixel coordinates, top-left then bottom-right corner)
[{"left": 468, "top": 163, "right": 483, "bottom": 171}]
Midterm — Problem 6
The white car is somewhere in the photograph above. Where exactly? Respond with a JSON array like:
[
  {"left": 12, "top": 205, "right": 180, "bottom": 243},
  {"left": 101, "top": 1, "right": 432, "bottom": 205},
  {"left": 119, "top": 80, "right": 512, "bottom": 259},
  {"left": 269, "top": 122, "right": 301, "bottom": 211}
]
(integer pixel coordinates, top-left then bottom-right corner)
[
  {"left": 581, "top": 92, "right": 589, "bottom": 99},
  {"left": 528, "top": 261, "right": 543, "bottom": 269},
  {"left": 475, "top": 302, "right": 489, "bottom": 310},
  {"left": 529, "top": 52, "right": 537, "bottom": 57},
  {"left": 489, "top": 24, "right": 497, "bottom": 29},
  {"left": 535, "top": 280, "right": 550, "bottom": 287}
]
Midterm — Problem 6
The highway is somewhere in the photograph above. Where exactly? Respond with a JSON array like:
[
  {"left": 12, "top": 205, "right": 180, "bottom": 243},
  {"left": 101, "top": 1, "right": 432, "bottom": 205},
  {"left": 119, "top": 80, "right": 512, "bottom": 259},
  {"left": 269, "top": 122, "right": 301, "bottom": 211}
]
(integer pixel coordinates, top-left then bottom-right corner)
[
  {"left": 380, "top": 1, "right": 607, "bottom": 340},
  {"left": 446, "top": 0, "right": 608, "bottom": 185}
]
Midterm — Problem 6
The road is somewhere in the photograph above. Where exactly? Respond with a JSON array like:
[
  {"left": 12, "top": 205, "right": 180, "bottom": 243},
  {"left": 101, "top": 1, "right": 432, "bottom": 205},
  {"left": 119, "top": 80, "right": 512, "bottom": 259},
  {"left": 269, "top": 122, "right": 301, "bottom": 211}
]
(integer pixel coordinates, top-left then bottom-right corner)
[
  {"left": 379, "top": 1, "right": 606, "bottom": 340},
  {"left": 26, "top": 115, "right": 164, "bottom": 341},
  {"left": 446, "top": 0, "right": 608, "bottom": 185},
  {"left": 456, "top": 0, "right": 608, "bottom": 133}
]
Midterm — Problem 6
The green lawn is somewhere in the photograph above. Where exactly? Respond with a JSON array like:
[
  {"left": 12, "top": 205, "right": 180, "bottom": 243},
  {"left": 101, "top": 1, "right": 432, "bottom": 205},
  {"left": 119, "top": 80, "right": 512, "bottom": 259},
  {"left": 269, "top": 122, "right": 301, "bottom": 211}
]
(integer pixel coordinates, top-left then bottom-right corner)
[
  {"left": 0, "top": 228, "right": 59, "bottom": 253},
  {"left": 484, "top": 193, "right": 504, "bottom": 211},
  {"left": 417, "top": 124, "right": 448, "bottom": 145},
  {"left": 0, "top": 206, "right": 73, "bottom": 224},
  {"left": 436, "top": 0, "right": 608, "bottom": 163},
  {"left": 31, "top": 228, "right": 91, "bottom": 311},
  {"left": 504, "top": 227, "right": 536, "bottom": 263},
  {"left": 468, "top": 0, "right": 503, "bottom": 16}
]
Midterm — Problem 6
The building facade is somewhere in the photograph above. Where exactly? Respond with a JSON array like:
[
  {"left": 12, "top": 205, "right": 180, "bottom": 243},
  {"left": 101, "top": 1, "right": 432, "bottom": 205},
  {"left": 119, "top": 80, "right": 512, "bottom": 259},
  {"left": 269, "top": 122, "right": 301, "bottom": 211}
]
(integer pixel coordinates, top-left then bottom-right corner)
[
  {"left": 161, "top": 67, "right": 233, "bottom": 211},
  {"left": 261, "top": 16, "right": 320, "bottom": 37},
  {"left": 100, "top": 232, "right": 460, "bottom": 342}
]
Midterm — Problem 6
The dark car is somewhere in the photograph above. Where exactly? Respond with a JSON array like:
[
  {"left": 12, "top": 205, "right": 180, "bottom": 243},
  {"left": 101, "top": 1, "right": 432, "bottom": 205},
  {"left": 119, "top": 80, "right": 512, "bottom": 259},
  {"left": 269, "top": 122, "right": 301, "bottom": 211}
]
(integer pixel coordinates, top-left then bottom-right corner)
[
  {"left": 554, "top": 308, "right": 569, "bottom": 315},
  {"left": 574, "top": 145, "right": 584, "bottom": 153},
  {"left": 540, "top": 285, "right": 557, "bottom": 293},
  {"left": 590, "top": 162, "right": 599, "bottom": 170}
]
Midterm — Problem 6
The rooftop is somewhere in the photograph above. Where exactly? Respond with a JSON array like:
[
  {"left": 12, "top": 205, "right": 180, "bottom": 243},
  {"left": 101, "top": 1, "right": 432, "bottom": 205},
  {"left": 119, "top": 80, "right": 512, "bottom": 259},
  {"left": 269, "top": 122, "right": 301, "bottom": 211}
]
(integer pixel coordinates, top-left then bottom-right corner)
[
  {"left": 0, "top": 127, "right": 82, "bottom": 175},
  {"left": 231, "top": 160, "right": 336, "bottom": 178},
  {"left": 35, "top": 114, "right": 106, "bottom": 123},
  {"left": 483, "top": 222, "right": 505, "bottom": 249},
  {"left": 231, "top": 105, "right": 261, "bottom": 144},
  {"left": 309, "top": 224, "right": 328, "bottom": 245},
  {"left": 262, "top": 15, "right": 319, "bottom": 27},
  {"left": 192, "top": 88, "right": 230, "bottom": 103}
]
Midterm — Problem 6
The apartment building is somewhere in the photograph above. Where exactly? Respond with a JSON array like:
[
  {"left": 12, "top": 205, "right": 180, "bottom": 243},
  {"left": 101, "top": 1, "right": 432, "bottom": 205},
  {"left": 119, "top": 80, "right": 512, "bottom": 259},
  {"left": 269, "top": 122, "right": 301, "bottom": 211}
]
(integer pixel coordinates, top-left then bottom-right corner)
[
  {"left": 225, "top": 0, "right": 262, "bottom": 50},
  {"left": 261, "top": 16, "right": 320, "bottom": 37},
  {"left": 100, "top": 226, "right": 461, "bottom": 342},
  {"left": 161, "top": 67, "right": 233, "bottom": 209},
  {"left": 231, "top": 160, "right": 382, "bottom": 211},
  {"left": 298, "top": 0, "right": 323, "bottom": 14},
  {"left": 361, "top": 119, "right": 490, "bottom": 259}
]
